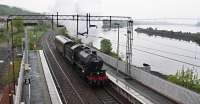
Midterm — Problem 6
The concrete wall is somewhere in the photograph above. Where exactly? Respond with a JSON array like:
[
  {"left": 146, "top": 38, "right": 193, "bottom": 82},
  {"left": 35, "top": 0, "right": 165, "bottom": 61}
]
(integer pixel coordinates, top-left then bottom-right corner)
[{"left": 96, "top": 51, "right": 200, "bottom": 104}]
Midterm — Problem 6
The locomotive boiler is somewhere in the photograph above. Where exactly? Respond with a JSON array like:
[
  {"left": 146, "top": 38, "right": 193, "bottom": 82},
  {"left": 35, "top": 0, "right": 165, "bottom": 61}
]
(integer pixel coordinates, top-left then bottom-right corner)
[{"left": 54, "top": 35, "right": 108, "bottom": 85}]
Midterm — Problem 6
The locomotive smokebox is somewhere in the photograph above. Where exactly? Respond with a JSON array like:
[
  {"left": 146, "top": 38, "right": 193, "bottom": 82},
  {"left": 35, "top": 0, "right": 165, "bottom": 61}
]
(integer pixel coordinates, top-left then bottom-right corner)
[{"left": 92, "top": 51, "right": 97, "bottom": 55}]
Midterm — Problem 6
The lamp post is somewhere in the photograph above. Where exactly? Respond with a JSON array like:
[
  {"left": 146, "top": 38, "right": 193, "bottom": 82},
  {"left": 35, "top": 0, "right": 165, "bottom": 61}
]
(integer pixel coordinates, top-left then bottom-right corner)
[
  {"left": 6, "top": 18, "right": 13, "bottom": 104},
  {"left": 11, "top": 19, "right": 16, "bottom": 94}
]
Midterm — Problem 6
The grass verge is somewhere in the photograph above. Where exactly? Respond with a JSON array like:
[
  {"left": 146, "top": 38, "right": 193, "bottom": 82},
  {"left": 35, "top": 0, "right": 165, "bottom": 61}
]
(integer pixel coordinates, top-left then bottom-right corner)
[{"left": 0, "top": 57, "right": 22, "bottom": 86}]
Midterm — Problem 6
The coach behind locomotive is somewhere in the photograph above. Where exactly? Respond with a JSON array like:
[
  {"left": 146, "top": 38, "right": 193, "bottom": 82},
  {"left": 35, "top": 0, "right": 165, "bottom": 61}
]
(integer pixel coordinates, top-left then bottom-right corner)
[{"left": 55, "top": 35, "right": 108, "bottom": 85}]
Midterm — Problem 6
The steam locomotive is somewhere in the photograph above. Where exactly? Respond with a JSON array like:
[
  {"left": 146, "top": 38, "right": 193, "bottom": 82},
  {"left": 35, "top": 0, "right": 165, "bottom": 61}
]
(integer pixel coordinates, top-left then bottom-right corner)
[{"left": 54, "top": 35, "right": 108, "bottom": 85}]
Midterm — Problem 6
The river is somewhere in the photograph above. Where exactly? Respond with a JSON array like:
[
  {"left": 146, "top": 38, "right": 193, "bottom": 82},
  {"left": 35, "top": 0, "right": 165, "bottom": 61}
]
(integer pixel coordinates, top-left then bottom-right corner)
[{"left": 62, "top": 21, "right": 200, "bottom": 75}]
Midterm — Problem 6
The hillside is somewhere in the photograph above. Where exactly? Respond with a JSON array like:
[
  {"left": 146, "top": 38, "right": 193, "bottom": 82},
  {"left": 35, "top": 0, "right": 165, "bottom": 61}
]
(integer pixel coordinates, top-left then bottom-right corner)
[{"left": 0, "top": 4, "right": 39, "bottom": 15}]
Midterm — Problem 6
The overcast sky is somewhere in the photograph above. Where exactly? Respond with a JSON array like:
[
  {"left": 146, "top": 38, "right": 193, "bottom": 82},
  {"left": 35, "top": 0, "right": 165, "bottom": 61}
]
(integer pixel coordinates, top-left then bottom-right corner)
[{"left": 1, "top": 0, "right": 200, "bottom": 19}]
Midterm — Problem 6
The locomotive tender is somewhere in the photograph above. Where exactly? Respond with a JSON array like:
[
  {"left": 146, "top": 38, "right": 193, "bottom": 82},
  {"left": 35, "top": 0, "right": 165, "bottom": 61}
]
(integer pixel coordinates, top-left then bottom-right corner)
[{"left": 54, "top": 35, "right": 108, "bottom": 85}]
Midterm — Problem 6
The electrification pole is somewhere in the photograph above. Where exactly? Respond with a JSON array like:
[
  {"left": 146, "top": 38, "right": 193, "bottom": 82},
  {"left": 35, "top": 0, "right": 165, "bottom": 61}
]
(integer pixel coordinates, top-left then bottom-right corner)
[
  {"left": 115, "top": 23, "right": 120, "bottom": 75},
  {"left": 11, "top": 19, "right": 15, "bottom": 94}
]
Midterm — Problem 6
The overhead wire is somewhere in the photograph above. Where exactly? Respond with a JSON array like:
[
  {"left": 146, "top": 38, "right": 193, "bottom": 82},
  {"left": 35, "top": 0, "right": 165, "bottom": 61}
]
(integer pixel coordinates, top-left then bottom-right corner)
[
  {"left": 85, "top": 29, "right": 199, "bottom": 54},
  {"left": 86, "top": 35, "right": 200, "bottom": 60},
  {"left": 85, "top": 35, "right": 200, "bottom": 67}
]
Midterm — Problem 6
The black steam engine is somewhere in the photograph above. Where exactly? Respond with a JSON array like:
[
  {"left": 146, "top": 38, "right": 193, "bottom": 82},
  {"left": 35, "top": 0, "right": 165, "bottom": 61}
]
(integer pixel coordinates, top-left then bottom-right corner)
[{"left": 54, "top": 35, "right": 108, "bottom": 85}]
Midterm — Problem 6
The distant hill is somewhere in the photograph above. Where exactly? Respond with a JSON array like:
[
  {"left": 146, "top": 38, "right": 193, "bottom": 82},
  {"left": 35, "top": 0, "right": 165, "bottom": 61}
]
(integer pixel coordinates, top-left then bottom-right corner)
[{"left": 0, "top": 4, "right": 39, "bottom": 15}]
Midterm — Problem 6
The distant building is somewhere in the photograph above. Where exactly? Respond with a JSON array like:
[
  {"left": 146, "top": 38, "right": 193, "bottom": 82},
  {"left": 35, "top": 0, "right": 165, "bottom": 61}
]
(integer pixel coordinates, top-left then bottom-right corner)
[
  {"left": 0, "top": 16, "right": 6, "bottom": 22},
  {"left": 0, "top": 16, "right": 6, "bottom": 29}
]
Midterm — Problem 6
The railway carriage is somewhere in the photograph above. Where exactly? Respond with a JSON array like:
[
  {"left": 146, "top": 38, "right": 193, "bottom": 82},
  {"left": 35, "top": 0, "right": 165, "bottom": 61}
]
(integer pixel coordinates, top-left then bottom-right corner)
[{"left": 55, "top": 35, "right": 108, "bottom": 85}]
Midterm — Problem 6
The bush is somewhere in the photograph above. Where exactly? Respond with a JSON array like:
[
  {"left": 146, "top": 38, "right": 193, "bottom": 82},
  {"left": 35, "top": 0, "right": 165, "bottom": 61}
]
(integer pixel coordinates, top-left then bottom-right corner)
[
  {"left": 100, "top": 39, "right": 112, "bottom": 54},
  {"left": 167, "top": 67, "right": 200, "bottom": 93}
]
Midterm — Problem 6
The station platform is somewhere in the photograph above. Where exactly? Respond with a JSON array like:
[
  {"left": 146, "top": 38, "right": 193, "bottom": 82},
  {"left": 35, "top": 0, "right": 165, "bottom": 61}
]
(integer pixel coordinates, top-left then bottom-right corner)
[
  {"left": 20, "top": 50, "right": 176, "bottom": 104},
  {"left": 21, "top": 50, "right": 62, "bottom": 104},
  {"left": 103, "top": 64, "right": 177, "bottom": 104}
]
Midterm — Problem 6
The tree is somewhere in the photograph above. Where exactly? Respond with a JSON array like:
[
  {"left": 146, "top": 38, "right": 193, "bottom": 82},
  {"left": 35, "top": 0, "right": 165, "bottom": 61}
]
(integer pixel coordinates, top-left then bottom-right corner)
[
  {"left": 58, "top": 27, "right": 68, "bottom": 36},
  {"left": 13, "top": 16, "right": 24, "bottom": 33},
  {"left": 100, "top": 39, "right": 112, "bottom": 54}
]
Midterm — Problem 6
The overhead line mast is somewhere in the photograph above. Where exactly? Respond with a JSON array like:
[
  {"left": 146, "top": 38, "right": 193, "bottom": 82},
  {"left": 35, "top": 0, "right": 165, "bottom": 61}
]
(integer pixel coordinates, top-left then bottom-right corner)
[{"left": 7, "top": 13, "right": 134, "bottom": 77}]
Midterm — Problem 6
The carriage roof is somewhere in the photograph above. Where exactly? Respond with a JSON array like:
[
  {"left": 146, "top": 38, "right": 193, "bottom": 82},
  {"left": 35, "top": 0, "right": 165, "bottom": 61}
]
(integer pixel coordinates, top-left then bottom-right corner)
[{"left": 55, "top": 35, "right": 72, "bottom": 44}]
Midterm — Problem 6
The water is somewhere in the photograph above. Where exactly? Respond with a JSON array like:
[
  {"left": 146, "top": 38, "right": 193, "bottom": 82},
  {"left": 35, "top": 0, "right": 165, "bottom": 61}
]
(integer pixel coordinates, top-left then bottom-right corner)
[{"left": 63, "top": 21, "right": 200, "bottom": 75}]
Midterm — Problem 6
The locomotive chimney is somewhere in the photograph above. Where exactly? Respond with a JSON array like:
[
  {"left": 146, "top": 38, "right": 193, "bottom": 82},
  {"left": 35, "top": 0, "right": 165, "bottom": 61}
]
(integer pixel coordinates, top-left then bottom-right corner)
[{"left": 92, "top": 51, "right": 97, "bottom": 55}]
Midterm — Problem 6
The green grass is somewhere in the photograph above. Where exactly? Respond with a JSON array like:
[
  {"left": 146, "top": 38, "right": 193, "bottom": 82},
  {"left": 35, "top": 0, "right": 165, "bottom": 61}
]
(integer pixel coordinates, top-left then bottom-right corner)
[
  {"left": 56, "top": 27, "right": 68, "bottom": 36},
  {"left": 110, "top": 52, "right": 122, "bottom": 61},
  {"left": 29, "top": 30, "right": 43, "bottom": 50},
  {"left": 10, "top": 22, "right": 51, "bottom": 50},
  {"left": 28, "top": 24, "right": 49, "bottom": 50},
  {"left": 13, "top": 32, "right": 23, "bottom": 48},
  {"left": 0, "top": 28, "right": 7, "bottom": 44},
  {"left": 167, "top": 68, "right": 200, "bottom": 93},
  {"left": 0, "top": 34, "right": 6, "bottom": 43},
  {"left": 0, "top": 57, "right": 22, "bottom": 86}
]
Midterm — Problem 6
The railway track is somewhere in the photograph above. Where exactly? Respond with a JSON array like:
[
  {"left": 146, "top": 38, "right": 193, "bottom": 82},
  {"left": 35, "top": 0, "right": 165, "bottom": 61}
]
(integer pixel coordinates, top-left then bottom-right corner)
[
  {"left": 41, "top": 31, "right": 131, "bottom": 104},
  {"left": 94, "top": 88, "right": 121, "bottom": 104},
  {"left": 42, "top": 32, "right": 102, "bottom": 104},
  {"left": 42, "top": 36, "right": 85, "bottom": 104},
  {"left": 43, "top": 50, "right": 68, "bottom": 104}
]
